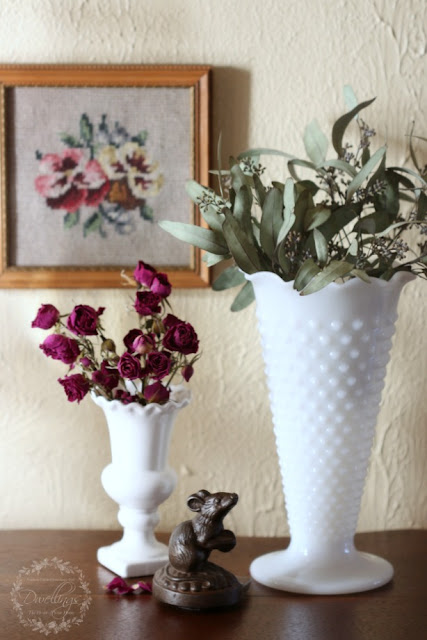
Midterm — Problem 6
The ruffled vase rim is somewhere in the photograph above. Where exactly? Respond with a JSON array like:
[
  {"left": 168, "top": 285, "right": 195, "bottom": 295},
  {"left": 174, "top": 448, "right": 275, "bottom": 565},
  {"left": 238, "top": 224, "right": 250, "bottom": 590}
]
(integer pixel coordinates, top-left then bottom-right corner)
[
  {"left": 91, "top": 385, "right": 191, "bottom": 416},
  {"left": 245, "top": 269, "right": 416, "bottom": 292}
]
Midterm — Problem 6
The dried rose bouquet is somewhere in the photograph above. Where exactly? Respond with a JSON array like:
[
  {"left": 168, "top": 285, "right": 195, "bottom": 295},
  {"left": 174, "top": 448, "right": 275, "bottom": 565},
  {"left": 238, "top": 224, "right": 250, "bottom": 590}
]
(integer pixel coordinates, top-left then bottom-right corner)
[{"left": 32, "top": 261, "right": 200, "bottom": 405}]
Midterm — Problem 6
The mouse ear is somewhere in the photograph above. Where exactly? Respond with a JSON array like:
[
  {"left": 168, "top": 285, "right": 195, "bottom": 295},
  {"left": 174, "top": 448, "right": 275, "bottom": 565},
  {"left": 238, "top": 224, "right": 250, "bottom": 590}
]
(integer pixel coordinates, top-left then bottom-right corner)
[{"left": 187, "top": 489, "right": 210, "bottom": 511}]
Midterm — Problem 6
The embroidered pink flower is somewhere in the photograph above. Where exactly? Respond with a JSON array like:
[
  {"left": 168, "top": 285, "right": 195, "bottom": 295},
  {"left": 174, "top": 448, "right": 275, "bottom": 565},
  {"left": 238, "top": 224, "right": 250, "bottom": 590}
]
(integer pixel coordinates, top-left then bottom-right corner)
[{"left": 35, "top": 149, "right": 109, "bottom": 212}]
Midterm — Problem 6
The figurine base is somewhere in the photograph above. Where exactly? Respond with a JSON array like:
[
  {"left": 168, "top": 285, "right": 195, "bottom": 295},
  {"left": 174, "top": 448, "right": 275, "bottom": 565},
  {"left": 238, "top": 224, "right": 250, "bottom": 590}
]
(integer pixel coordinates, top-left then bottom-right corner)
[{"left": 153, "top": 562, "right": 249, "bottom": 610}]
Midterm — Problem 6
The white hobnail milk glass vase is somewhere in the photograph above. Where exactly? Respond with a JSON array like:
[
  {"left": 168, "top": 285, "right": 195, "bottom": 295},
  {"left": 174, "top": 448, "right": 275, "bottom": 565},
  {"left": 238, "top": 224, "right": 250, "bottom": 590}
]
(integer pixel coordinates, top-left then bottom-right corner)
[
  {"left": 93, "top": 386, "right": 191, "bottom": 578},
  {"left": 246, "top": 270, "right": 414, "bottom": 594}
]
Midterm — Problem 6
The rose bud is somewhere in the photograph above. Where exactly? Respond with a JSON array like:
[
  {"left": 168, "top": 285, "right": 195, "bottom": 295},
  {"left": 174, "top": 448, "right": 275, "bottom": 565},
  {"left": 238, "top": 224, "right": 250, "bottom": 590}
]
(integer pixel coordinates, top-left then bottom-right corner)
[
  {"left": 181, "top": 364, "right": 194, "bottom": 382},
  {"left": 31, "top": 304, "right": 60, "bottom": 329},
  {"left": 150, "top": 272, "right": 172, "bottom": 298},
  {"left": 143, "top": 381, "right": 170, "bottom": 404},
  {"left": 123, "top": 328, "right": 143, "bottom": 351},
  {"left": 132, "top": 333, "right": 156, "bottom": 355},
  {"left": 102, "top": 339, "right": 116, "bottom": 353},
  {"left": 133, "top": 260, "right": 157, "bottom": 287}
]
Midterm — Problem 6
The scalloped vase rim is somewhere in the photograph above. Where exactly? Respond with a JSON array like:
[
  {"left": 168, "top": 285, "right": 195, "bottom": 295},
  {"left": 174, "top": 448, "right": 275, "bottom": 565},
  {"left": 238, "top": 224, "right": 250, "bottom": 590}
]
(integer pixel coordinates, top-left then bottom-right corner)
[
  {"left": 91, "top": 385, "right": 191, "bottom": 416},
  {"left": 245, "top": 269, "right": 416, "bottom": 292}
]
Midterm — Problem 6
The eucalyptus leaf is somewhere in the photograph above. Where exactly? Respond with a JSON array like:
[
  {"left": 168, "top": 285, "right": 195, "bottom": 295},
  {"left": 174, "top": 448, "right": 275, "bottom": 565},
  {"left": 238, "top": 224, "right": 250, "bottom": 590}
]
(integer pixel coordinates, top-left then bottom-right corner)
[
  {"left": 253, "top": 173, "right": 266, "bottom": 207},
  {"left": 233, "top": 185, "right": 253, "bottom": 236},
  {"left": 316, "top": 202, "right": 362, "bottom": 241},
  {"left": 230, "top": 160, "right": 252, "bottom": 192},
  {"left": 288, "top": 158, "right": 317, "bottom": 181},
  {"left": 304, "top": 119, "right": 329, "bottom": 167},
  {"left": 346, "top": 146, "right": 386, "bottom": 201},
  {"left": 277, "top": 178, "right": 296, "bottom": 244},
  {"left": 305, "top": 207, "right": 331, "bottom": 231},
  {"left": 293, "top": 189, "right": 313, "bottom": 233},
  {"left": 351, "top": 268, "right": 371, "bottom": 283},
  {"left": 418, "top": 192, "right": 427, "bottom": 220},
  {"left": 213, "top": 266, "right": 246, "bottom": 290},
  {"left": 203, "top": 252, "right": 230, "bottom": 266},
  {"left": 230, "top": 281, "right": 255, "bottom": 312},
  {"left": 313, "top": 228, "right": 328, "bottom": 265},
  {"left": 390, "top": 166, "right": 427, "bottom": 188},
  {"left": 332, "top": 98, "right": 376, "bottom": 156},
  {"left": 159, "top": 221, "right": 229, "bottom": 255},
  {"left": 300, "top": 260, "right": 354, "bottom": 295},
  {"left": 237, "top": 148, "right": 294, "bottom": 160},
  {"left": 294, "top": 258, "right": 321, "bottom": 292},
  {"left": 222, "top": 211, "right": 262, "bottom": 274},
  {"left": 319, "top": 159, "right": 357, "bottom": 177},
  {"left": 274, "top": 240, "right": 291, "bottom": 274},
  {"left": 260, "top": 187, "right": 283, "bottom": 257}
]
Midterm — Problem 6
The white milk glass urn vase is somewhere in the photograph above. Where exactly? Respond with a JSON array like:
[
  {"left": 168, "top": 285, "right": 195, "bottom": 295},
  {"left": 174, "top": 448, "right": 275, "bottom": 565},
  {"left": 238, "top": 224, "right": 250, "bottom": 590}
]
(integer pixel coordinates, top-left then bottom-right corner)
[
  {"left": 93, "top": 386, "right": 191, "bottom": 578},
  {"left": 246, "top": 270, "right": 414, "bottom": 595}
]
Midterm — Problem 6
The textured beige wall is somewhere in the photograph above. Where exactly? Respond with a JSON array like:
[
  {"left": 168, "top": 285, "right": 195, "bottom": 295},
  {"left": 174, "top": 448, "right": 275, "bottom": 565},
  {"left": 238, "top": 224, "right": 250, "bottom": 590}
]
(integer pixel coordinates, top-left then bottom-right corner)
[{"left": 0, "top": 0, "right": 426, "bottom": 536}]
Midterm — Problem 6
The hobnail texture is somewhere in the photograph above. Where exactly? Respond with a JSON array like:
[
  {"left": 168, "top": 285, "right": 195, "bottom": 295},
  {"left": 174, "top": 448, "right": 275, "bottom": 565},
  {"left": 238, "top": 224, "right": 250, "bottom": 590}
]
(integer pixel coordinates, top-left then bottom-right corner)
[{"left": 246, "top": 271, "right": 413, "bottom": 593}]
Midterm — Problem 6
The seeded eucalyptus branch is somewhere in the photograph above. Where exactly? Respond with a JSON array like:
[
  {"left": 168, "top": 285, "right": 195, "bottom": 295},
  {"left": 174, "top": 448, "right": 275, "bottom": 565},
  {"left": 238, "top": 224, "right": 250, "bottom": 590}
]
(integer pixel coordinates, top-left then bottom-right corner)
[{"left": 160, "top": 89, "right": 427, "bottom": 310}]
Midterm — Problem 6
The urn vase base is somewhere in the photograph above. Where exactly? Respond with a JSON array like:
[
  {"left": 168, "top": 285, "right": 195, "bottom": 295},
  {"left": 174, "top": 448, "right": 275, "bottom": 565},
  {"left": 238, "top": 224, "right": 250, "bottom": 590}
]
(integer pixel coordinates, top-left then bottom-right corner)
[
  {"left": 250, "top": 548, "right": 394, "bottom": 595},
  {"left": 97, "top": 539, "right": 169, "bottom": 578}
]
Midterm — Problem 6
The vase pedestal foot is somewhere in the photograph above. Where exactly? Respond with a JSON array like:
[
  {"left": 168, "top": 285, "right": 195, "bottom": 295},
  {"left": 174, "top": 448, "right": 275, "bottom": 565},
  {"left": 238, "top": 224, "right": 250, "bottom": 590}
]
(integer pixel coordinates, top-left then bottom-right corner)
[
  {"left": 97, "top": 539, "right": 169, "bottom": 578},
  {"left": 250, "top": 549, "right": 393, "bottom": 595}
]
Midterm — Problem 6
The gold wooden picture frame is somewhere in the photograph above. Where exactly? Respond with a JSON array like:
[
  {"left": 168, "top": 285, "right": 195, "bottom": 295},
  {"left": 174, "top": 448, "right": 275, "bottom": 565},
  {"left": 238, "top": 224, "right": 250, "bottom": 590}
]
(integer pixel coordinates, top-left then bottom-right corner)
[{"left": 0, "top": 65, "right": 211, "bottom": 288}]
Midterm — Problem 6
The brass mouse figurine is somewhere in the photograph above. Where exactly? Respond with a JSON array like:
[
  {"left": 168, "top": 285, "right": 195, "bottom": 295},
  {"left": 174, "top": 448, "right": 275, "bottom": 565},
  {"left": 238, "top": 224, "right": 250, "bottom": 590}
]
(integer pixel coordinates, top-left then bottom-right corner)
[{"left": 153, "top": 490, "right": 248, "bottom": 609}]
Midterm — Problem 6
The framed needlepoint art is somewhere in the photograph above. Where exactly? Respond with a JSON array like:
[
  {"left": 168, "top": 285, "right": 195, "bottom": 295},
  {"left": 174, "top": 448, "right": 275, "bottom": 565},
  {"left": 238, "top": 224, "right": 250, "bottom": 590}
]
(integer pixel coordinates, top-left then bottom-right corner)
[{"left": 0, "top": 65, "right": 211, "bottom": 288}]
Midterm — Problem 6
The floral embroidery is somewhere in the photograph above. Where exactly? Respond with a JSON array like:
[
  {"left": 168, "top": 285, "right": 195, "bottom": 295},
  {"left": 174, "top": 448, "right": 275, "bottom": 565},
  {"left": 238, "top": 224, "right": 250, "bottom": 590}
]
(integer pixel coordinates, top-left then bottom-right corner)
[{"left": 35, "top": 114, "right": 163, "bottom": 237}]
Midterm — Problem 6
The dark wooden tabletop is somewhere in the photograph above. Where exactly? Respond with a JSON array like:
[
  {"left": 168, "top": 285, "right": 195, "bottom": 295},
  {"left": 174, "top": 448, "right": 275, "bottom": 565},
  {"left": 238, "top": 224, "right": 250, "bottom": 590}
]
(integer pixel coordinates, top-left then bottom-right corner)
[{"left": 0, "top": 530, "right": 425, "bottom": 640}]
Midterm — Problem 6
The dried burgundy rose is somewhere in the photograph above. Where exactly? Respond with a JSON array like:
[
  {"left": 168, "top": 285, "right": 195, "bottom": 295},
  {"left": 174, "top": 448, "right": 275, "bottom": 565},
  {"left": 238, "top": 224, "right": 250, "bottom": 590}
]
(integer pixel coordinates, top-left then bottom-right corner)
[
  {"left": 134, "top": 291, "right": 162, "bottom": 316},
  {"left": 163, "top": 321, "right": 199, "bottom": 355},
  {"left": 67, "top": 304, "right": 103, "bottom": 336},
  {"left": 31, "top": 304, "right": 60, "bottom": 329},
  {"left": 58, "top": 373, "right": 90, "bottom": 403},
  {"left": 40, "top": 334, "right": 80, "bottom": 365},
  {"left": 117, "top": 352, "right": 143, "bottom": 380}
]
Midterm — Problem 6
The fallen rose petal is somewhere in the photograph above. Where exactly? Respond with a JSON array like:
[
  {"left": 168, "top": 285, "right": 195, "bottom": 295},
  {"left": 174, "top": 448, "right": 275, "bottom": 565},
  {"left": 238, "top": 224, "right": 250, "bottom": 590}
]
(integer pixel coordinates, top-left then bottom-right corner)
[
  {"left": 105, "top": 576, "right": 134, "bottom": 595},
  {"left": 131, "top": 581, "right": 152, "bottom": 594}
]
